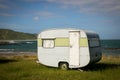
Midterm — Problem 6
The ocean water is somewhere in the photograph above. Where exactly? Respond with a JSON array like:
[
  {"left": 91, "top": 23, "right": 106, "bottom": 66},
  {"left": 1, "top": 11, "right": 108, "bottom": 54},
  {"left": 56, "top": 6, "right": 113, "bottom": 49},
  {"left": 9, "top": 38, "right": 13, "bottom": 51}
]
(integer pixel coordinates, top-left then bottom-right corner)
[
  {"left": 0, "top": 40, "right": 120, "bottom": 55},
  {"left": 0, "top": 41, "right": 37, "bottom": 53},
  {"left": 100, "top": 40, "right": 120, "bottom": 55}
]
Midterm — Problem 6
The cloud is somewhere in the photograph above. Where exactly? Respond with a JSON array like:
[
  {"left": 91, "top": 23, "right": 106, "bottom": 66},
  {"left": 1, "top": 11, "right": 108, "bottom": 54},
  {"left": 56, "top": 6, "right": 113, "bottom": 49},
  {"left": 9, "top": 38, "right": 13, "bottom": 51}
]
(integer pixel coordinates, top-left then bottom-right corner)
[
  {"left": 21, "top": 0, "right": 46, "bottom": 2},
  {"left": 0, "top": 1, "right": 18, "bottom": 17},
  {"left": 0, "top": 23, "right": 18, "bottom": 29},
  {"left": 33, "top": 11, "right": 55, "bottom": 20},
  {"left": 1, "top": 0, "right": 120, "bottom": 15},
  {"left": 32, "top": 11, "right": 65, "bottom": 20},
  {"left": 36, "top": 11, "right": 56, "bottom": 18},
  {"left": 47, "top": 0, "right": 120, "bottom": 15},
  {"left": 34, "top": 11, "right": 64, "bottom": 19},
  {"left": 0, "top": 23, "right": 28, "bottom": 31},
  {"left": 33, "top": 16, "right": 40, "bottom": 20},
  {"left": 0, "top": 23, "right": 39, "bottom": 33},
  {"left": 0, "top": 4, "right": 10, "bottom": 9},
  {"left": 0, "top": 13, "right": 15, "bottom": 16}
]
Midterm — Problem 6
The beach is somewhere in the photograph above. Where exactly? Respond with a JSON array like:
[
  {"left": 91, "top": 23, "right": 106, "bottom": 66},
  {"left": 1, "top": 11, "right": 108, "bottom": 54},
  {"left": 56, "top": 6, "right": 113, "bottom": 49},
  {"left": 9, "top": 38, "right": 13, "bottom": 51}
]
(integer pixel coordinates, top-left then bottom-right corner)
[
  {"left": 0, "top": 52, "right": 119, "bottom": 60},
  {"left": 0, "top": 52, "right": 37, "bottom": 61}
]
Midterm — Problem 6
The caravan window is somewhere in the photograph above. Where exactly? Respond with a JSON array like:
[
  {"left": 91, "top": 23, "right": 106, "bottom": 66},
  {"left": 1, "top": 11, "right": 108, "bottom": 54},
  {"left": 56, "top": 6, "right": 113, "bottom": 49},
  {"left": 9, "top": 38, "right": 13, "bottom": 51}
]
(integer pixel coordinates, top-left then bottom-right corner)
[
  {"left": 89, "top": 38, "right": 100, "bottom": 47},
  {"left": 42, "top": 39, "right": 54, "bottom": 48}
]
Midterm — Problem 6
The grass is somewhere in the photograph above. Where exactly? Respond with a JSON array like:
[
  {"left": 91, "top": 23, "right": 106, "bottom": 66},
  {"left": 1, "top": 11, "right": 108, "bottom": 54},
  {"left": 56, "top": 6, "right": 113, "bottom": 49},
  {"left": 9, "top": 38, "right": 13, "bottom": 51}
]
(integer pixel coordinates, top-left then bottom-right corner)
[{"left": 0, "top": 54, "right": 120, "bottom": 80}]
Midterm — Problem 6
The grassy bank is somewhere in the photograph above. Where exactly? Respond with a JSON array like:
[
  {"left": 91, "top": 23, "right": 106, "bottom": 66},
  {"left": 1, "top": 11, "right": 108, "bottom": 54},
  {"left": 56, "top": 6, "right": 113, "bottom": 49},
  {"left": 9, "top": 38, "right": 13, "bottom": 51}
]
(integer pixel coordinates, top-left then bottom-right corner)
[{"left": 0, "top": 54, "right": 120, "bottom": 80}]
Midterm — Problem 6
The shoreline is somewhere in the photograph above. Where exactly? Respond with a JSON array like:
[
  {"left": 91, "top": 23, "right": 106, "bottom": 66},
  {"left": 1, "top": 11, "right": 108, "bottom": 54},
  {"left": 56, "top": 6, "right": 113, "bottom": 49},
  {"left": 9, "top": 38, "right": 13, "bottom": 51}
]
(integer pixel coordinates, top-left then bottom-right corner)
[
  {"left": 0, "top": 52, "right": 37, "bottom": 56},
  {"left": 0, "top": 52, "right": 119, "bottom": 57}
]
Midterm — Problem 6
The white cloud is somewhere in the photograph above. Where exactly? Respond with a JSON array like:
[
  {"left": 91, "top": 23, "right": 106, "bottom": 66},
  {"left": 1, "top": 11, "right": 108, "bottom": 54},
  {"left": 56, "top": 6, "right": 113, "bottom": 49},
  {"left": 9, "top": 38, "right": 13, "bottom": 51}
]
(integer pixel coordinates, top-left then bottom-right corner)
[
  {"left": 0, "top": 23, "right": 29, "bottom": 32},
  {"left": 0, "top": 13, "right": 15, "bottom": 16},
  {"left": 36, "top": 11, "right": 56, "bottom": 18},
  {"left": 32, "top": 11, "right": 65, "bottom": 21},
  {"left": 33, "top": 16, "right": 40, "bottom": 20},
  {"left": 0, "top": 4, "right": 10, "bottom": 9},
  {"left": 0, "top": 23, "right": 18, "bottom": 29},
  {"left": 35, "top": 11, "right": 65, "bottom": 19},
  {"left": 47, "top": 0, "right": 120, "bottom": 15},
  {"left": 21, "top": 0, "right": 45, "bottom": 2},
  {"left": 1, "top": 0, "right": 120, "bottom": 15}
]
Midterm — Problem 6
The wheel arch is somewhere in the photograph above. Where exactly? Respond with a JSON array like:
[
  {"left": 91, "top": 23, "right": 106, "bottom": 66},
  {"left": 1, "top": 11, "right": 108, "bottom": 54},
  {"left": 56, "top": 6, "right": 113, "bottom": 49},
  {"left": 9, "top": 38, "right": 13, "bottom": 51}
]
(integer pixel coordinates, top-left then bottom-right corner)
[{"left": 58, "top": 61, "right": 69, "bottom": 66}]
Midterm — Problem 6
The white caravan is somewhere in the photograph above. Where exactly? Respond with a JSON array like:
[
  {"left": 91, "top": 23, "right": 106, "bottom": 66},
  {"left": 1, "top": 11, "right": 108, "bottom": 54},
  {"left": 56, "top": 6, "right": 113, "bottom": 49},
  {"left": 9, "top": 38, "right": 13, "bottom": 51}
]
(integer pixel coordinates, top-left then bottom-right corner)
[{"left": 37, "top": 28, "right": 102, "bottom": 70}]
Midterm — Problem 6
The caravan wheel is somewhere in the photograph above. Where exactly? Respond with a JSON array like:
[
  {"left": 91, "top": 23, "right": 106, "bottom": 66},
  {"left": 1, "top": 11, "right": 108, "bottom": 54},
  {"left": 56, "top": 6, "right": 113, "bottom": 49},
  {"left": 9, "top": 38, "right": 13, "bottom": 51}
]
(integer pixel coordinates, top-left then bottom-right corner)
[{"left": 59, "top": 63, "right": 69, "bottom": 70}]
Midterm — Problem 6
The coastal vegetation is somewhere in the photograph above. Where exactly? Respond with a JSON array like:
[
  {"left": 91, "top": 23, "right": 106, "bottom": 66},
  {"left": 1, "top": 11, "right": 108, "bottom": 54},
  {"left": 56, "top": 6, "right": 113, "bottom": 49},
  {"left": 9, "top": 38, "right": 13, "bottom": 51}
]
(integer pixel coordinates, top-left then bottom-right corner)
[
  {"left": 0, "top": 54, "right": 120, "bottom": 80},
  {"left": 0, "top": 29, "right": 36, "bottom": 40}
]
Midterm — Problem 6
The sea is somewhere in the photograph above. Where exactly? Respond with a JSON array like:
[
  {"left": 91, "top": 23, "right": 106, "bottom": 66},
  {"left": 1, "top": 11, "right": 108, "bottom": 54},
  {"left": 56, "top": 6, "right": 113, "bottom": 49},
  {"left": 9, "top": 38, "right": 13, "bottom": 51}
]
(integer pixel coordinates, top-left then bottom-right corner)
[
  {"left": 100, "top": 40, "right": 120, "bottom": 56},
  {"left": 0, "top": 40, "right": 120, "bottom": 56}
]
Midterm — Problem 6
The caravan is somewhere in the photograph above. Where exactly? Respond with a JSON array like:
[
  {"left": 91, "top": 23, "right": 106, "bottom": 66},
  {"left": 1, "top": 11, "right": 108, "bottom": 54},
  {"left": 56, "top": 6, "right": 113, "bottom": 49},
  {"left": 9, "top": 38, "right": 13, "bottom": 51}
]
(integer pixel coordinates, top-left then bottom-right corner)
[{"left": 37, "top": 29, "right": 102, "bottom": 70}]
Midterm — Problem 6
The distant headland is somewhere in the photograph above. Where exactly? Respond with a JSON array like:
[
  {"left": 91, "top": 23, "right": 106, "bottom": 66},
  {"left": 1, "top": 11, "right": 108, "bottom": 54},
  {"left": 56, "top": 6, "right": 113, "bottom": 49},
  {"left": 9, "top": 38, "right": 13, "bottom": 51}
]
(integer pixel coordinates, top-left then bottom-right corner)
[
  {"left": 0, "top": 29, "right": 37, "bottom": 40},
  {"left": 0, "top": 29, "right": 37, "bottom": 44}
]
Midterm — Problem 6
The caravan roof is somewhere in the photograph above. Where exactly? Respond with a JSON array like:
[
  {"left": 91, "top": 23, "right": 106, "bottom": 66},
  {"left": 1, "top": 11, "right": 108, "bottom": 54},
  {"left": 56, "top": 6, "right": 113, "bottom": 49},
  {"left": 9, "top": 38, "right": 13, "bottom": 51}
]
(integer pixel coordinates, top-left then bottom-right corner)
[{"left": 38, "top": 28, "right": 98, "bottom": 39}]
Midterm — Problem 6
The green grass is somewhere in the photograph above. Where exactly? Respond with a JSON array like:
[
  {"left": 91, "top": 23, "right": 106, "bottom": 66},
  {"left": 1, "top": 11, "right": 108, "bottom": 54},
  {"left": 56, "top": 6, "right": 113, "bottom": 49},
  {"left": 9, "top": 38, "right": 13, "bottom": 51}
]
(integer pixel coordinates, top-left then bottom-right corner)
[{"left": 0, "top": 55, "right": 120, "bottom": 80}]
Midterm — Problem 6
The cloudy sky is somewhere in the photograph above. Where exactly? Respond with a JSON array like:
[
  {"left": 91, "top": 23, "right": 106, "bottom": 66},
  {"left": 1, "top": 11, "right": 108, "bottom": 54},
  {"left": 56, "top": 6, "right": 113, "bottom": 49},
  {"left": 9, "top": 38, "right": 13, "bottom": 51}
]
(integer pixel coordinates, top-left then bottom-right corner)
[{"left": 0, "top": 0, "right": 120, "bottom": 39}]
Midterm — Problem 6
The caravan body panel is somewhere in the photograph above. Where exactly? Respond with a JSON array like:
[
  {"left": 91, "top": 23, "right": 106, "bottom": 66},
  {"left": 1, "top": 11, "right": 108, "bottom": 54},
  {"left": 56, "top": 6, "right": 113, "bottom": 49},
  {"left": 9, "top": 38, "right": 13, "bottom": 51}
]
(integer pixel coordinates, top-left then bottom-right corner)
[{"left": 37, "top": 29, "right": 101, "bottom": 68}]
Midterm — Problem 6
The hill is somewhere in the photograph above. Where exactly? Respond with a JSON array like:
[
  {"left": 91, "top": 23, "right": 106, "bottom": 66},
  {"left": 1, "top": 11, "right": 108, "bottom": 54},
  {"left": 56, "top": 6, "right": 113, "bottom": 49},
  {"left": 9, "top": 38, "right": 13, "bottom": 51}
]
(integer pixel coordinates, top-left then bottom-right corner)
[{"left": 0, "top": 29, "right": 37, "bottom": 40}]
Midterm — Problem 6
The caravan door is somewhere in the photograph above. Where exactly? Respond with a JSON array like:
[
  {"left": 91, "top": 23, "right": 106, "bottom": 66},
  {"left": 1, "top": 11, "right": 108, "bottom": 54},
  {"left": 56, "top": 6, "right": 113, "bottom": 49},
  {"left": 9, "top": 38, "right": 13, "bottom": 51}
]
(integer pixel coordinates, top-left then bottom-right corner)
[{"left": 69, "top": 31, "right": 80, "bottom": 66}]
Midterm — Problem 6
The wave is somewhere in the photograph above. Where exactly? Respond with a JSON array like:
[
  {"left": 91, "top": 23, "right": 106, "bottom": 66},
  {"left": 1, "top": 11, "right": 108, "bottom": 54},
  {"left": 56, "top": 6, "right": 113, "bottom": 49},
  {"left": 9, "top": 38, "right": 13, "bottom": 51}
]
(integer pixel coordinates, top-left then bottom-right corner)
[{"left": 0, "top": 49, "right": 15, "bottom": 52}]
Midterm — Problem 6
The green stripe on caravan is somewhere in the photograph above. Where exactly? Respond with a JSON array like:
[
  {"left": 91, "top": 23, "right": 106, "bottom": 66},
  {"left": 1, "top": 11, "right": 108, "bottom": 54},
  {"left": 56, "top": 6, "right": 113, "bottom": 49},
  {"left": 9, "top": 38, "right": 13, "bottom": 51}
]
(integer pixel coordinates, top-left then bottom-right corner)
[
  {"left": 38, "top": 38, "right": 88, "bottom": 47},
  {"left": 55, "top": 38, "right": 69, "bottom": 47},
  {"left": 38, "top": 38, "right": 42, "bottom": 46},
  {"left": 80, "top": 38, "right": 88, "bottom": 47}
]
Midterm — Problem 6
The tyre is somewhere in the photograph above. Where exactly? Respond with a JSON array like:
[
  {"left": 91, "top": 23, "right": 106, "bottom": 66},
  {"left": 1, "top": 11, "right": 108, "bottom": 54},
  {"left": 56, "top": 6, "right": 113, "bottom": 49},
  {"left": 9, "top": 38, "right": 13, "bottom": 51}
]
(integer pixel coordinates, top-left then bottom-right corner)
[{"left": 59, "top": 63, "right": 69, "bottom": 70}]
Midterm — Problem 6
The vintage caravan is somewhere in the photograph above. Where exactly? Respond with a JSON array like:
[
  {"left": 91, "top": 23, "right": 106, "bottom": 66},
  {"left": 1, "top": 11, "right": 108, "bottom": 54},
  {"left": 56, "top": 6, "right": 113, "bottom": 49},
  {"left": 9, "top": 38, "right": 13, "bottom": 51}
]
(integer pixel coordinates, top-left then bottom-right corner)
[{"left": 37, "top": 28, "right": 102, "bottom": 70}]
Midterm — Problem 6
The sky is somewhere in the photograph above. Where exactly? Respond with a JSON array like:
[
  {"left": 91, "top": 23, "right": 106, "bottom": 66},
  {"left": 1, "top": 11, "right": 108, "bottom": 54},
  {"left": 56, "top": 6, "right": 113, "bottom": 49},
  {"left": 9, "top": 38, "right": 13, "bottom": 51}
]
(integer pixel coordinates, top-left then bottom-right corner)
[{"left": 0, "top": 0, "right": 120, "bottom": 39}]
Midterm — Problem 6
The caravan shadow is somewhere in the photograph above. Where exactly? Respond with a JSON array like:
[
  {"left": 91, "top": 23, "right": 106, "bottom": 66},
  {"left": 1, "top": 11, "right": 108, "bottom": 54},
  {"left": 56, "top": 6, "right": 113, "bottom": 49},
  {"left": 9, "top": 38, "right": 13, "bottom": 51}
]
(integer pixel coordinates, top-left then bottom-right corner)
[
  {"left": 0, "top": 59, "right": 17, "bottom": 64},
  {"left": 81, "top": 62, "right": 120, "bottom": 71}
]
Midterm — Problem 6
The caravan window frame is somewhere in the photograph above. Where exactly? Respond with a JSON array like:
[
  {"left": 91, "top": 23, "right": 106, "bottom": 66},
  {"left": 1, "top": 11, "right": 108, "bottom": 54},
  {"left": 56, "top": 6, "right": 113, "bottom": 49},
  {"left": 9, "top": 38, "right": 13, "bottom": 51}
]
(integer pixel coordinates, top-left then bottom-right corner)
[{"left": 42, "top": 39, "right": 55, "bottom": 48}]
